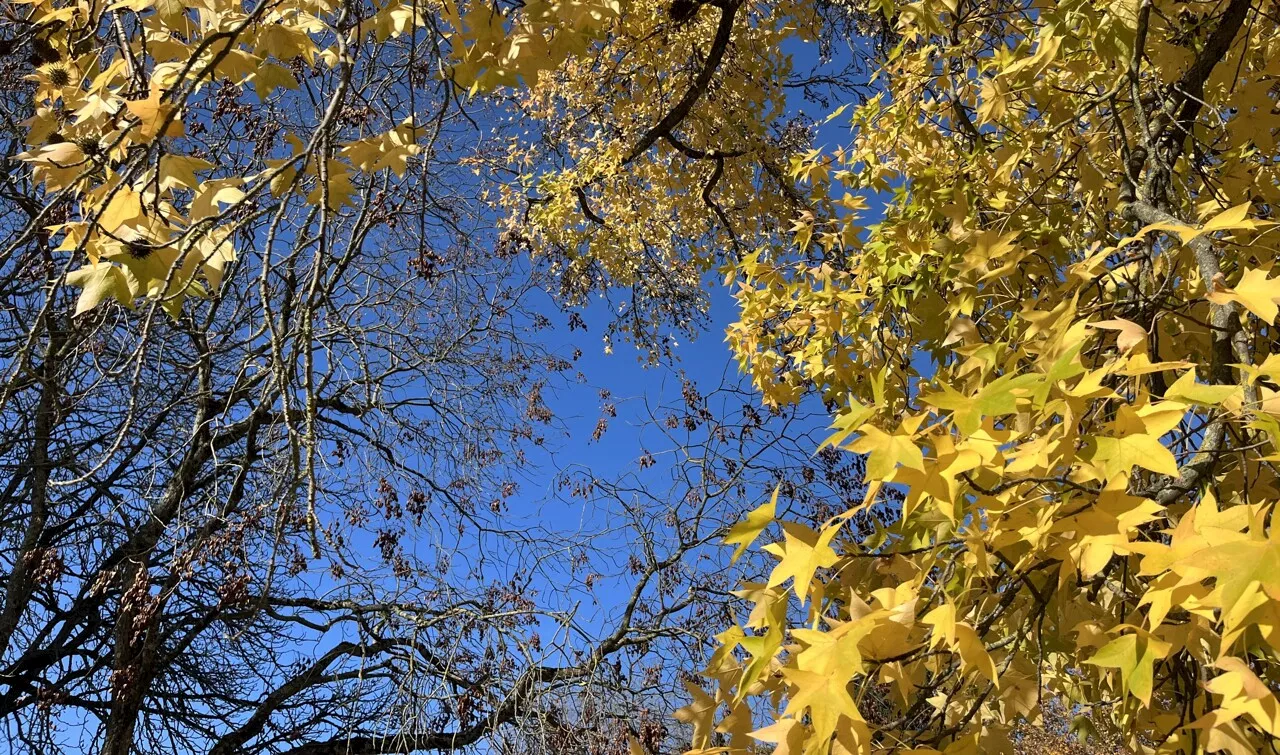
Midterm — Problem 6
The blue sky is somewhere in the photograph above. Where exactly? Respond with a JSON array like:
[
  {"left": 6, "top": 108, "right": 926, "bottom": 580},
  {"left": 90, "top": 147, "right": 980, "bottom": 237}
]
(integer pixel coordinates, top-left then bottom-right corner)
[{"left": 487, "top": 24, "right": 879, "bottom": 627}]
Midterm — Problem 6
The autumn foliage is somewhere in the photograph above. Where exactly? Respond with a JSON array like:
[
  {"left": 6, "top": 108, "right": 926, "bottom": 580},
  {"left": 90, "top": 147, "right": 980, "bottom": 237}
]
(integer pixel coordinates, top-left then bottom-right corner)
[
  {"left": 9, "top": 0, "right": 1280, "bottom": 751},
  {"left": 706, "top": 1, "right": 1280, "bottom": 753}
]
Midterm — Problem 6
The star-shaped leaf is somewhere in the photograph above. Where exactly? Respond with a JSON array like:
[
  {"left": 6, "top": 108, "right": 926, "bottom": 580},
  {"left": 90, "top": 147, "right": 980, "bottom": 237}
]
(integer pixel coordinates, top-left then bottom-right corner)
[
  {"left": 725, "top": 485, "right": 778, "bottom": 563},
  {"left": 65, "top": 263, "right": 134, "bottom": 314}
]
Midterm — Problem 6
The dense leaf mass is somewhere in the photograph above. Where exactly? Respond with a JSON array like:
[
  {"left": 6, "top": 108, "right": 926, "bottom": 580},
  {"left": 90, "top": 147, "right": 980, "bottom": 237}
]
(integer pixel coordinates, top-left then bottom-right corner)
[{"left": 698, "top": 0, "right": 1280, "bottom": 753}]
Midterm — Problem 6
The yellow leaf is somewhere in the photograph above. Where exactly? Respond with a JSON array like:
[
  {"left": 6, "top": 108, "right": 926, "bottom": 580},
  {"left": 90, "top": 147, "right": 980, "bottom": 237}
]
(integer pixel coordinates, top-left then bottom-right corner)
[
  {"left": 65, "top": 263, "right": 134, "bottom": 314},
  {"left": 954, "top": 624, "right": 999, "bottom": 687},
  {"left": 1201, "top": 202, "right": 1270, "bottom": 235},
  {"left": 780, "top": 666, "right": 860, "bottom": 746},
  {"left": 1207, "top": 267, "right": 1280, "bottom": 323},
  {"left": 19, "top": 142, "right": 89, "bottom": 191},
  {"left": 158, "top": 155, "right": 214, "bottom": 192},
  {"left": 1091, "top": 433, "right": 1179, "bottom": 478},
  {"left": 924, "top": 372, "right": 1040, "bottom": 435},
  {"left": 126, "top": 88, "right": 182, "bottom": 140},
  {"left": 821, "top": 401, "right": 877, "bottom": 449},
  {"left": 673, "top": 681, "right": 717, "bottom": 749},
  {"left": 922, "top": 602, "right": 957, "bottom": 648},
  {"left": 924, "top": 604, "right": 998, "bottom": 686},
  {"left": 306, "top": 160, "right": 358, "bottom": 210},
  {"left": 1164, "top": 369, "right": 1238, "bottom": 406},
  {"left": 762, "top": 521, "right": 840, "bottom": 601},
  {"left": 749, "top": 719, "right": 805, "bottom": 755},
  {"left": 1088, "top": 317, "right": 1147, "bottom": 354},
  {"left": 725, "top": 485, "right": 778, "bottom": 563},
  {"left": 1183, "top": 528, "right": 1280, "bottom": 632},
  {"left": 1201, "top": 657, "right": 1280, "bottom": 737},
  {"left": 189, "top": 179, "right": 247, "bottom": 221},
  {"left": 1084, "top": 632, "right": 1170, "bottom": 706},
  {"left": 849, "top": 424, "right": 924, "bottom": 480},
  {"left": 249, "top": 62, "right": 300, "bottom": 101},
  {"left": 97, "top": 186, "right": 146, "bottom": 234}
]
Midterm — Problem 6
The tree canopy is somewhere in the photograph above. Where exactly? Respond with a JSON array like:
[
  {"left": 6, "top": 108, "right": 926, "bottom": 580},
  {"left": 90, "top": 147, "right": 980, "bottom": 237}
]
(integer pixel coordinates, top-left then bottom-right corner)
[
  {"left": 5, "top": 0, "right": 1280, "bottom": 751},
  {"left": 698, "top": 1, "right": 1280, "bottom": 753}
]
